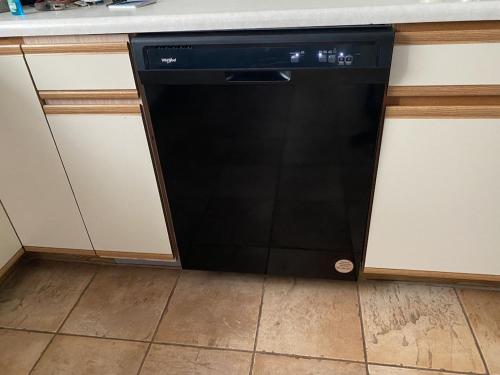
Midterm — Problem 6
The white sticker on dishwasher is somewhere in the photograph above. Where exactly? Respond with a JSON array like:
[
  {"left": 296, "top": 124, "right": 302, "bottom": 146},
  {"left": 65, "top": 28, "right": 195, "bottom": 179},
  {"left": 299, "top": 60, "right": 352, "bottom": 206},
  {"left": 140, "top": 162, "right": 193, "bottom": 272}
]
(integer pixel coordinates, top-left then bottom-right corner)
[{"left": 335, "top": 259, "right": 354, "bottom": 273}]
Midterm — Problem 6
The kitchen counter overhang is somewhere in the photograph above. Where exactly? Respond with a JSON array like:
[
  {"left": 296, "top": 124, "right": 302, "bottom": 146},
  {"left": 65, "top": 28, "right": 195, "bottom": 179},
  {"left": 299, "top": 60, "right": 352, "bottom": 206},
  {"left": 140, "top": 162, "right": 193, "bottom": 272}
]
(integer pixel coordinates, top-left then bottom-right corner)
[{"left": 0, "top": 0, "right": 500, "bottom": 37}]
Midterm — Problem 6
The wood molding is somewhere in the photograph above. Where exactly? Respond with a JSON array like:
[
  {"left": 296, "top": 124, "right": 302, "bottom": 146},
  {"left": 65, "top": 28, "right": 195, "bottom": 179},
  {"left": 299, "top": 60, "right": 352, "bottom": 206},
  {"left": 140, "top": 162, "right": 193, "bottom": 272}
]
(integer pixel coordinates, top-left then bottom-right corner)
[
  {"left": 23, "top": 34, "right": 129, "bottom": 45},
  {"left": 0, "top": 45, "right": 22, "bottom": 55},
  {"left": 39, "top": 90, "right": 139, "bottom": 100},
  {"left": 386, "top": 96, "right": 500, "bottom": 107},
  {"left": 385, "top": 105, "right": 500, "bottom": 118},
  {"left": 24, "top": 246, "right": 95, "bottom": 257},
  {"left": 394, "top": 21, "right": 500, "bottom": 33},
  {"left": 23, "top": 246, "right": 175, "bottom": 262},
  {"left": 395, "top": 29, "right": 500, "bottom": 44},
  {"left": 363, "top": 267, "right": 500, "bottom": 284},
  {"left": 0, "top": 248, "right": 24, "bottom": 282},
  {"left": 387, "top": 85, "right": 500, "bottom": 97},
  {"left": 95, "top": 250, "right": 175, "bottom": 261},
  {"left": 44, "top": 104, "right": 142, "bottom": 115},
  {"left": 0, "top": 37, "right": 23, "bottom": 45},
  {"left": 21, "top": 42, "right": 129, "bottom": 54}
]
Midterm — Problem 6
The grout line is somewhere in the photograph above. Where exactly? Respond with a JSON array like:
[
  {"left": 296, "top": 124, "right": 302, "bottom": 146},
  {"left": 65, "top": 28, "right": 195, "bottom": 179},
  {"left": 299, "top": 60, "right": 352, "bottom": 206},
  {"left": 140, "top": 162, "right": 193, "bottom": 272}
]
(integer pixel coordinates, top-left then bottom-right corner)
[
  {"left": 248, "top": 276, "right": 267, "bottom": 375},
  {"left": 0, "top": 326, "right": 150, "bottom": 344},
  {"left": 55, "top": 266, "right": 100, "bottom": 333},
  {"left": 367, "top": 361, "right": 487, "bottom": 375},
  {"left": 453, "top": 287, "right": 490, "bottom": 375},
  {"left": 356, "top": 282, "right": 370, "bottom": 374},
  {"left": 152, "top": 341, "right": 254, "bottom": 354},
  {"left": 28, "top": 265, "right": 99, "bottom": 375},
  {"left": 254, "top": 350, "right": 367, "bottom": 365},
  {"left": 136, "top": 269, "right": 182, "bottom": 375}
]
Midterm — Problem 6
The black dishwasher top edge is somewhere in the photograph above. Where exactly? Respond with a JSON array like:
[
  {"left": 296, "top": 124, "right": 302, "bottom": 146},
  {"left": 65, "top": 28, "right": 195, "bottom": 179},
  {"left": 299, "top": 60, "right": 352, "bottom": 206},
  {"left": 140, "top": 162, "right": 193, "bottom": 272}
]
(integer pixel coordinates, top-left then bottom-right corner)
[{"left": 131, "top": 26, "right": 394, "bottom": 72}]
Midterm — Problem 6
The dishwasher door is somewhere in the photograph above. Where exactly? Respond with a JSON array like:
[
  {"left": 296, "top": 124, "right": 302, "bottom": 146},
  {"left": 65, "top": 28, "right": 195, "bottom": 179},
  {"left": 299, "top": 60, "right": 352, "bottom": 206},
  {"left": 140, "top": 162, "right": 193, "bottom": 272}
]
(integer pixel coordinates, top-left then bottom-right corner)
[{"left": 133, "top": 28, "right": 393, "bottom": 279}]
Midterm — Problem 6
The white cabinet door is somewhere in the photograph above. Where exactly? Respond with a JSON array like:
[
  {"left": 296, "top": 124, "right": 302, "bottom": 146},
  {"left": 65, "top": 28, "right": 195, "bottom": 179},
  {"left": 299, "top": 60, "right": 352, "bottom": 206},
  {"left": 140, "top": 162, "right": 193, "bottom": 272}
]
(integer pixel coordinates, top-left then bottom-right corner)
[
  {"left": 0, "top": 54, "right": 93, "bottom": 250},
  {"left": 366, "top": 118, "right": 500, "bottom": 275},
  {"left": 0, "top": 202, "right": 21, "bottom": 271},
  {"left": 47, "top": 113, "right": 172, "bottom": 258}
]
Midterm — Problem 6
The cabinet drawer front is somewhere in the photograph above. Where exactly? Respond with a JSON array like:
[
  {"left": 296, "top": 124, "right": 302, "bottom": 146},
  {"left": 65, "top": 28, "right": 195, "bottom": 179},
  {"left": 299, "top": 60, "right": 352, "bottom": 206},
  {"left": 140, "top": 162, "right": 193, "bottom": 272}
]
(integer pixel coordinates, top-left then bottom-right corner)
[
  {"left": 366, "top": 117, "right": 500, "bottom": 275},
  {"left": 389, "top": 43, "right": 500, "bottom": 86},
  {"left": 25, "top": 53, "right": 136, "bottom": 90},
  {"left": 47, "top": 113, "right": 172, "bottom": 256}
]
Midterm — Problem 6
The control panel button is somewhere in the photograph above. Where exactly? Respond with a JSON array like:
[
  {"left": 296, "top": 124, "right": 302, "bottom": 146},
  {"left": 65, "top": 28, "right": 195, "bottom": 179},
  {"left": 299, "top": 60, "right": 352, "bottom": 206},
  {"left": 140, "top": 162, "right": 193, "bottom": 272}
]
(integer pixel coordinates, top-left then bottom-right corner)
[
  {"left": 317, "top": 51, "right": 327, "bottom": 63},
  {"left": 337, "top": 55, "right": 345, "bottom": 65},
  {"left": 345, "top": 55, "right": 353, "bottom": 65},
  {"left": 327, "top": 54, "right": 336, "bottom": 63},
  {"left": 290, "top": 52, "right": 300, "bottom": 63}
]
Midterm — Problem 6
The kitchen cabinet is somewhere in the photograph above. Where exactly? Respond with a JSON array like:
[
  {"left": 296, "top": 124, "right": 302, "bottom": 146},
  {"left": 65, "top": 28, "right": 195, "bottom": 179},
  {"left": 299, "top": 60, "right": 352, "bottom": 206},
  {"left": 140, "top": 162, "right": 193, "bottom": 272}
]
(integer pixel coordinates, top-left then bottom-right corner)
[
  {"left": 366, "top": 114, "right": 500, "bottom": 277},
  {"left": 0, "top": 44, "right": 93, "bottom": 252},
  {"left": 364, "top": 23, "right": 500, "bottom": 282},
  {"left": 0, "top": 202, "right": 22, "bottom": 276},
  {"left": 46, "top": 112, "right": 172, "bottom": 260}
]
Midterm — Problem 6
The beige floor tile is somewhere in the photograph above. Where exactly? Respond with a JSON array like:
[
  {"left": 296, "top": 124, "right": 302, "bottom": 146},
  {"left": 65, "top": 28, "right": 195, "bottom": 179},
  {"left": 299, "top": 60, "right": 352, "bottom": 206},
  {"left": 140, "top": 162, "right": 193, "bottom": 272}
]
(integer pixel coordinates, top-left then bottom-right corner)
[
  {"left": 458, "top": 288, "right": 500, "bottom": 375},
  {"left": 61, "top": 265, "right": 178, "bottom": 341},
  {"left": 359, "top": 282, "right": 485, "bottom": 373},
  {"left": 0, "top": 329, "right": 53, "bottom": 375},
  {"left": 140, "top": 344, "right": 252, "bottom": 375},
  {"left": 31, "top": 335, "right": 147, "bottom": 375},
  {"left": 253, "top": 353, "right": 367, "bottom": 375},
  {"left": 256, "top": 278, "right": 364, "bottom": 361},
  {"left": 155, "top": 270, "right": 263, "bottom": 350},
  {"left": 0, "top": 260, "right": 96, "bottom": 331},
  {"left": 369, "top": 365, "right": 468, "bottom": 374}
]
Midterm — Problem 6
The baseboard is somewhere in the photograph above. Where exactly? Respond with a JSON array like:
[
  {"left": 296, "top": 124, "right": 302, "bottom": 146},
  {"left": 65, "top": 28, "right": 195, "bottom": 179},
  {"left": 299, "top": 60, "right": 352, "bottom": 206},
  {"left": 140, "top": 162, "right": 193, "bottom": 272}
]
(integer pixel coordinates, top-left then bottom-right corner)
[
  {"left": 0, "top": 248, "right": 25, "bottom": 283},
  {"left": 24, "top": 246, "right": 95, "bottom": 257},
  {"left": 363, "top": 267, "right": 500, "bottom": 285},
  {"left": 95, "top": 250, "right": 174, "bottom": 261},
  {"left": 24, "top": 246, "right": 175, "bottom": 262}
]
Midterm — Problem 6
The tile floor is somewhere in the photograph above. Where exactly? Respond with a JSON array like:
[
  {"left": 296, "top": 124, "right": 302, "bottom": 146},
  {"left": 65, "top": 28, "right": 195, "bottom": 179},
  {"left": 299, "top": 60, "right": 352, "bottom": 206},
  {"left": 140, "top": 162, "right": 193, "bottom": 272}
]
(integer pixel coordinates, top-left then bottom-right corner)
[{"left": 0, "top": 259, "right": 498, "bottom": 375}]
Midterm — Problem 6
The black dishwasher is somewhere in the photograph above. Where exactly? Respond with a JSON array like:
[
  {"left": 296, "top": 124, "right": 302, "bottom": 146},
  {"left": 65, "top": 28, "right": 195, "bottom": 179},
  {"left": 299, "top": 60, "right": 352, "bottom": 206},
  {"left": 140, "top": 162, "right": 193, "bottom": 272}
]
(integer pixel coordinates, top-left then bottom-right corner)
[{"left": 132, "top": 27, "right": 394, "bottom": 279}]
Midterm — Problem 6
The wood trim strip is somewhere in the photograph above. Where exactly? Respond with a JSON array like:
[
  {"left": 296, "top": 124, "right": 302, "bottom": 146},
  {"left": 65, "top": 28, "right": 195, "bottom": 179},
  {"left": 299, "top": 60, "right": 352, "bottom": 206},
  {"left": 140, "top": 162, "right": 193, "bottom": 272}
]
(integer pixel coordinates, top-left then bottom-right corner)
[
  {"left": 39, "top": 90, "right": 139, "bottom": 100},
  {"left": 44, "top": 104, "right": 142, "bottom": 115},
  {"left": 0, "top": 45, "right": 22, "bottom": 55},
  {"left": 386, "top": 96, "right": 500, "bottom": 107},
  {"left": 394, "top": 21, "right": 500, "bottom": 33},
  {"left": 24, "top": 246, "right": 95, "bottom": 257},
  {"left": 95, "top": 250, "right": 174, "bottom": 261},
  {"left": 21, "top": 42, "right": 129, "bottom": 54},
  {"left": 0, "top": 248, "right": 24, "bottom": 282},
  {"left": 387, "top": 85, "right": 500, "bottom": 97},
  {"left": 0, "top": 37, "right": 23, "bottom": 46},
  {"left": 23, "top": 34, "right": 129, "bottom": 45},
  {"left": 395, "top": 29, "right": 500, "bottom": 44},
  {"left": 385, "top": 105, "right": 500, "bottom": 118},
  {"left": 363, "top": 267, "right": 500, "bottom": 284}
]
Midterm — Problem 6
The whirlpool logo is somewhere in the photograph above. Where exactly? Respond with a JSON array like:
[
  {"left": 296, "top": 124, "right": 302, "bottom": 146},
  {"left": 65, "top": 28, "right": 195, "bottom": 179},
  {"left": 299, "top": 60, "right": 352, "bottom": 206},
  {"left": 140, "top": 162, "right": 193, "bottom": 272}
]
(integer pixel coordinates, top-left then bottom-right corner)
[{"left": 161, "top": 57, "right": 177, "bottom": 64}]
